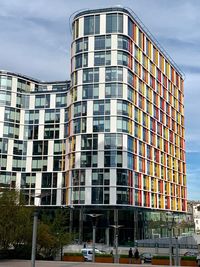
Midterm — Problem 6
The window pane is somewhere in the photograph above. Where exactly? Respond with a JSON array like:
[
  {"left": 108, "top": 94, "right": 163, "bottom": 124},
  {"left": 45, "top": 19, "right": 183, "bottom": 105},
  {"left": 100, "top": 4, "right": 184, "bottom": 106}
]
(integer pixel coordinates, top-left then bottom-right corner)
[{"left": 84, "top": 16, "right": 94, "bottom": 35}]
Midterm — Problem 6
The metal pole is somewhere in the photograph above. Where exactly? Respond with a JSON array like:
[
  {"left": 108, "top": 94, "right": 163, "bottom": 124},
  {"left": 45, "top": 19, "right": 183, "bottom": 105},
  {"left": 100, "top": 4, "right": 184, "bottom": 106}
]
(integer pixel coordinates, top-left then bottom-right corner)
[
  {"left": 69, "top": 208, "right": 73, "bottom": 234},
  {"left": 114, "top": 209, "right": 118, "bottom": 263},
  {"left": 31, "top": 211, "right": 38, "bottom": 267},
  {"left": 116, "top": 232, "right": 119, "bottom": 264},
  {"left": 92, "top": 225, "right": 96, "bottom": 263},
  {"left": 169, "top": 228, "right": 172, "bottom": 266},
  {"left": 78, "top": 208, "right": 83, "bottom": 244},
  {"left": 175, "top": 237, "right": 179, "bottom": 266}
]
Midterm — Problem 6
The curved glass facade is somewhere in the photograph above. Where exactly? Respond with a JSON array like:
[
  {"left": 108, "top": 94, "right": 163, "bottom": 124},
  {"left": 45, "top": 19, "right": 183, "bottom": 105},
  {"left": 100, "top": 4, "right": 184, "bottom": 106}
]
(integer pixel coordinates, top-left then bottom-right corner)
[{"left": 69, "top": 8, "right": 186, "bottom": 211}]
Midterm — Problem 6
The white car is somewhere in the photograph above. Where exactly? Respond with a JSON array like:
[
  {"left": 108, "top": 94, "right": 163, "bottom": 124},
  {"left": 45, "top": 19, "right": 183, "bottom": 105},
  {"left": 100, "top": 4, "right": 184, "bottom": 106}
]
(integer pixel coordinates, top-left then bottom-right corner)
[{"left": 81, "top": 248, "right": 103, "bottom": 261}]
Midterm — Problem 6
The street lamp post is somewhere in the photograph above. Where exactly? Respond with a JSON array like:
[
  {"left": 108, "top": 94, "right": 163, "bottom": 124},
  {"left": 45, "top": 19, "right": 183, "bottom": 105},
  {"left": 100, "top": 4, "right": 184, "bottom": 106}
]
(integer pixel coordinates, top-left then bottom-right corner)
[
  {"left": 23, "top": 192, "right": 51, "bottom": 267},
  {"left": 175, "top": 236, "right": 179, "bottom": 266},
  {"left": 169, "top": 226, "right": 173, "bottom": 266},
  {"left": 110, "top": 224, "right": 123, "bottom": 263},
  {"left": 166, "top": 212, "right": 180, "bottom": 266},
  {"left": 166, "top": 212, "right": 174, "bottom": 266},
  {"left": 87, "top": 214, "right": 102, "bottom": 263},
  {"left": 31, "top": 210, "right": 39, "bottom": 267},
  {"left": 166, "top": 212, "right": 180, "bottom": 267}
]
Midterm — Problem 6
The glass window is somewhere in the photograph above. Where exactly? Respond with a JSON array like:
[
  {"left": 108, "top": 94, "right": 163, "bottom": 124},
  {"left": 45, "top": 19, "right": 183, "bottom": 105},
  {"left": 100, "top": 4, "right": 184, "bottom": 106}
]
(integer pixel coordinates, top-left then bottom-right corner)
[
  {"left": 44, "top": 124, "right": 59, "bottom": 139},
  {"left": 81, "top": 135, "right": 88, "bottom": 151},
  {"left": 76, "top": 37, "right": 88, "bottom": 53},
  {"left": 3, "top": 122, "right": 19, "bottom": 139},
  {"left": 33, "top": 141, "right": 48, "bottom": 155},
  {"left": 93, "top": 100, "right": 110, "bottom": 115},
  {"left": 117, "top": 117, "right": 129, "bottom": 133},
  {"left": 83, "top": 84, "right": 99, "bottom": 99},
  {"left": 45, "top": 109, "right": 60, "bottom": 123},
  {"left": 95, "top": 15, "right": 100, "bottom": 34},
  {"left": 104, "top": 133, "right": 122, "bottom": 150},
  {"left": 25, "top": 110, "right": 39, "bottom": 124},
  {"left": 118, "top": 51, "right": 129, "bottom": 66},
  {"left": 104, "top": 151, "right": 122, "bottom": 167},
  {"left": 35, "top": 94, "right": 50, "bottom": 108},
  {"left": 4, "top": 107, "right": 20, "bottom": 123},
  {"left": 74, "top": 102, "right": 87, "bottom": 117},
  {"left": 13, "top": 140, "right": 27, "bottom": 155},
  {"left": 83, "top": 68, "right": 99, "bottom": 83},
  {"left": 24, "top": 125, "right": 38, "bottom": 139},
  {"left": 52, "top": 83, "right": 67, "bottom": 91},
  {"left": 128, "top": 70, "right": 133, "bottom": 86},
  {"left": 128, "top": 86, "right": 133, "bottom": 101},
  {"left": 81, "top": 151, "right": 91, "bottom": 167},
  {"left": 53, "top": 156, "right": 62, "bottom": 171},
  {"left": 73, "top": 118, "right": 86, "bottom": 134},
  {"left": 105, "top": 83, "right": 123, "bottom": 98},
  {"left": 72, "top": 170, "right": 85, "bottom": 186},
  {"left": 84, "top": 15, "right": 100, "bottom": 35},
  {"left": 117, "top": 100, "right": 129, "bottom": 116},
  {"left": 21, "top": 173, "right": 36, "bottom": 189},
  {"left": 93, "top": 117, "right": 104, "bottom": 132},
  {"left": 106, "top": 13, "right": 123, "bottom": 33},
  {"left": 118, "top": 35, "right": 131, "bottom": 52},
  {"left": 95, "top": 35, "right": 111, "bottom": 50},
  {"left": 0, "top": 91, "right": 11, "bottom": 106},
  {"left": 94, "top": 51, "right": 111, "bottom": 66},
  {"left": 32, "top": 156, "right": 47, "bottom": 171},
  {"left": 54, "top": 140, "right": 65, "bottom": 155},
  {"left": 0, "top": 76, "right": 12, "bottom": 89},
  {"left": 17, "top": 79, "right": 30, "bottom": 92},
  {"left": 0, "top": 138, "right": 8, "bottom": 154},
  {"left": 75, "top": 53, "right": 88, "bottom": 69},
  {"left": 56, "top": 93, "right": 66, "bottom": 107},
  {"left": 81, "top": 134, "right": 98, "bottom": 150},
  {"left": 127, "top": 136, "right": 133, "bottom": 152},
  {"left": 105, "top": 67, "right": 123, "bottom": 82},
  {"left": 117, "top": 169, "right": 128, "bottom": 185},
  {"left": 73, "top": 19, "right": 79, "bottom": 39},
  {"left": 93, "top": 100, "right": 104, "bottom": 115},
  {"left": 92, "top": 187, "right": 103, "bottom": 204}
]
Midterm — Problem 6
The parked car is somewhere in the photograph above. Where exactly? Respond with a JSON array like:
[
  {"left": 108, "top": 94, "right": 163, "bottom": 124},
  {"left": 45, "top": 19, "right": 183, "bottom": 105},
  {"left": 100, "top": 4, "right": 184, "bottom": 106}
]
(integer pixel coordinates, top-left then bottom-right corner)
[
  {"left": 81, "top": 248, "right": 104, "bottom": 261},
  {"left": 140, "top": 252, "right": 152, "bottom": 263},
  {"left": 184, "top": 251, "right": 198, "bottom": 256}
]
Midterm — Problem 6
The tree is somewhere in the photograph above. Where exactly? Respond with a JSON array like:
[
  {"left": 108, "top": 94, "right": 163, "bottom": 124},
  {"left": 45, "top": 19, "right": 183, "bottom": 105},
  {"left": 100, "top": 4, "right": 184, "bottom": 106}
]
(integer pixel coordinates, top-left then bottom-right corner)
[
  {"left": 0, "top": 189, "right": 33, "bottom": 250},
  {"left": 38, "top": 209, "right": 72, "bottom": 259},
  {"left": 0, "top": 189, "right": 73, "bottom": 260},
  {"left": 51, "top": 209, "right": 72, "bottom": 260}
]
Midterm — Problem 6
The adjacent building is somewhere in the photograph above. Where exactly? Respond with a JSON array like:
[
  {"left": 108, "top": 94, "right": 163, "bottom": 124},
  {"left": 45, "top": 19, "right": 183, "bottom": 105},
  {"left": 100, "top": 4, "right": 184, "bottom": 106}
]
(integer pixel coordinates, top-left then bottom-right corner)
[
  {"left": 0, "top": 71, "right": 70, "bottom": 206},
  {"left": 0, "top": 7, "right": 187, "bottom": 243}
]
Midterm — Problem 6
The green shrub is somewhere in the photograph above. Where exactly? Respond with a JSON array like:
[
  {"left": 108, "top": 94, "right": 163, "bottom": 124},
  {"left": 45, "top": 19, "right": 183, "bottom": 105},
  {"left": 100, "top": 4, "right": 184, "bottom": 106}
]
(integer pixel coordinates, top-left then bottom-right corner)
[
  {"left": 64, "top": 252, "right": 82, "bottom": 256},
  {"left": 96, "top": 254, "right": 112, "bottom": 257},
  {"left": 120, "top": 254, "right": 128, "bottom": 258},
  {"left": 181, "top": 256, "right": 196, "bottom": 261},
  {"left": 153, "top": 255, "right": 169, "bottom": 259}
]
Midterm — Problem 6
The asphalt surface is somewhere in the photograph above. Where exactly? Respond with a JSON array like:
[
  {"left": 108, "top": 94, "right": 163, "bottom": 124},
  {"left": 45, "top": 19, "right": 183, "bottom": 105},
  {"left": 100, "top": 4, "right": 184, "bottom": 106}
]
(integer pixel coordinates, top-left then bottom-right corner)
[{"left": 0, "top": 260, "right": 155, "bottom": 267}]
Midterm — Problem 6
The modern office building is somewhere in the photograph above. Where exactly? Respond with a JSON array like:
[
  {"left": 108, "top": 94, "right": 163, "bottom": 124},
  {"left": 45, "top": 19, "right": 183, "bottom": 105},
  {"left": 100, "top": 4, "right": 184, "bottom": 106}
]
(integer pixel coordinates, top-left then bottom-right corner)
[
  {"left": 0, "top": 7, "right": 186, "bottom": 243},
  {"left": 0, "top": 71, "right": 70, "bottom": 206},
  {"left": 70, "top": 7, "right": 186, "bottom": 211}
]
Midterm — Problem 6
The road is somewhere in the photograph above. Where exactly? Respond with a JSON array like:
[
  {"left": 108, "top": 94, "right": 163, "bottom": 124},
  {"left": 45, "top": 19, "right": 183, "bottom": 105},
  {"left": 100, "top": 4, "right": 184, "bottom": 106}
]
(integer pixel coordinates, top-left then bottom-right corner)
[{"left": 0, "top": 260, "right": 153, "bottom": 267}]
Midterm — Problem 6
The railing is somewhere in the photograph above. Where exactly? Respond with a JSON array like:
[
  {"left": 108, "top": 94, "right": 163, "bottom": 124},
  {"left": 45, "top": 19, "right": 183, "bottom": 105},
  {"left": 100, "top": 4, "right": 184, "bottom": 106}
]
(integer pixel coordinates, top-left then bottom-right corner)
[{"left": 137, "top": 242, "right": 198, "bottom": 249}]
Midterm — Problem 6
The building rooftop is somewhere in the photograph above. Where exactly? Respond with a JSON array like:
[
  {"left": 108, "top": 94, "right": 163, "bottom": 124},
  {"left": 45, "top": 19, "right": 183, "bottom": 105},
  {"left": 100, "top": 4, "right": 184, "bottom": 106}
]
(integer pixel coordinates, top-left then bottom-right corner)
[
  {"left": 0, "top": 70, "right": 70, "bottom": 85},
  {"left": 73, "top": 7, "right": 184, "bottom": 79}
]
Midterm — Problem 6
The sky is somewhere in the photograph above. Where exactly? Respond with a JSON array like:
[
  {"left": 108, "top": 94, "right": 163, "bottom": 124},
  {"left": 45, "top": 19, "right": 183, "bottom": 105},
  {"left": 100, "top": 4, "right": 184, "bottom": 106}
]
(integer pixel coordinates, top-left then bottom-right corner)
[{"left": 0, "top": 0, "right": 199, "bottom": 200}]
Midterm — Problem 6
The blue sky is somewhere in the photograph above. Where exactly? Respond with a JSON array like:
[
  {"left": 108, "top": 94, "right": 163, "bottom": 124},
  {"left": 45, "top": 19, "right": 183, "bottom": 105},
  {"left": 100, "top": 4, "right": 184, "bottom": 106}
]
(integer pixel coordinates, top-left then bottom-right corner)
[{"left": 0, "top": 0, "right": 199, "bottom": 200}]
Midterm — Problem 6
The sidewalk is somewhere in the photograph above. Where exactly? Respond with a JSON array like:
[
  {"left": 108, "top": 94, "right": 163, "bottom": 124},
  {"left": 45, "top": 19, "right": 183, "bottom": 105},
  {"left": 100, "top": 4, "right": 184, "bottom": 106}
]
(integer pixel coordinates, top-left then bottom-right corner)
[{"left": 0, "top": 260, "right": 181, "bottom": 267}]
